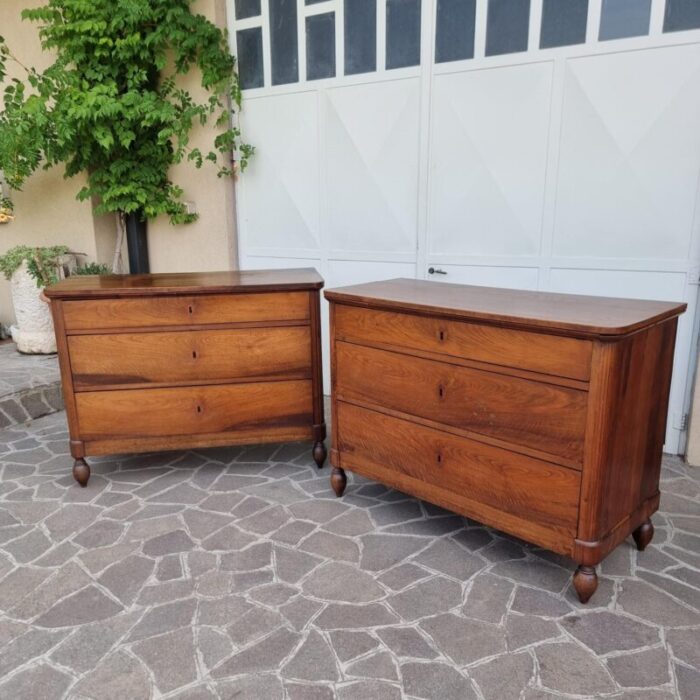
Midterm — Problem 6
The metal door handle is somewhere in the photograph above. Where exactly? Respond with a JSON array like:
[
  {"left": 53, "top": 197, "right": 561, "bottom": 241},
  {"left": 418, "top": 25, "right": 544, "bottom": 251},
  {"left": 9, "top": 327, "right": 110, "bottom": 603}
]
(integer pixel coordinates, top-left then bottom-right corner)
[{"left": 428, "top": 267, "right": 447, "bottom": 275}]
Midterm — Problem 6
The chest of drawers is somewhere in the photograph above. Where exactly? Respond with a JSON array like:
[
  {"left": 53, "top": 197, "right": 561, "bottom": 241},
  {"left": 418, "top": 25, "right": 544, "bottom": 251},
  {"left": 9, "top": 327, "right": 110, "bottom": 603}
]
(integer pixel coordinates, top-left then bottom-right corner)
[
  {"left": 325, "top": 279, "right": 685, "bottom": 603},
  {"left": 46, "top": 269, "right": 326, "bottom": 486}
]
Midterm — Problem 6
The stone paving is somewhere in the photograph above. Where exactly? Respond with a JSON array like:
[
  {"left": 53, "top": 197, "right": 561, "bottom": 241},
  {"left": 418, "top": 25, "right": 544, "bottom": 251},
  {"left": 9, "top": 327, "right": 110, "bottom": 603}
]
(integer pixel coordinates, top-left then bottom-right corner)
[
  {"left": 0, "top": 411, "right": 699, "bottom": 700},
  {"left": 0, "top": 343, "right": 63, "bottom": 429}
]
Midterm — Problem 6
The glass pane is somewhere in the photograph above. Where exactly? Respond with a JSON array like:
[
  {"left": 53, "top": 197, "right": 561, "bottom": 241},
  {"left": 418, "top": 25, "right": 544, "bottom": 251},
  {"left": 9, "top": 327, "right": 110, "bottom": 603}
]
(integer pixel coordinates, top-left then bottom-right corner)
[
  {"left": 435, "top": 0, "right": 476, "bottom": 63},
  {"left": 307, "top": 13, "right": 336, "bottom": 80},
  {"left": 540, "top": 0, "right": 588, "bottom": 48},
  {"left": 485, "top": 0, "right": 531, "bottom": 56},
  {"left": 345, "top": 0, "right": 377, "bottom": 75},
  {"left": 664, "top": 0, "right": 700, "bottom": 32},
  {"left": 600, "top": 0, "right": 651, "bottom": 40},
  {"left": 236, "top": 28, "right": 264, "bottom": 89},
  {"left": 386, "top": 0, "right": 422, "bottom": 69},
  {"left": 269, "top": 0, "right": 299, "bottom": 85},
  {"left": 235, "top": 0, "right": 261, "bottom": 19}
]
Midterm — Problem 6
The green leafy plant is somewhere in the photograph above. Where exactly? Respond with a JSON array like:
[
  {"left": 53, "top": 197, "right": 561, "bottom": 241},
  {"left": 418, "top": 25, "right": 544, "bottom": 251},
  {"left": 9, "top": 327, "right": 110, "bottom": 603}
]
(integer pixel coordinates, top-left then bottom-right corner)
[
  {"left": 74, "top": 261, "right": 110, "bottom": 275},
  {"left": 0, "top": 244, "right": 69, "bottom": 287},
  {"left": 0, "top": 0, "right": 252, "bottom": 230}
]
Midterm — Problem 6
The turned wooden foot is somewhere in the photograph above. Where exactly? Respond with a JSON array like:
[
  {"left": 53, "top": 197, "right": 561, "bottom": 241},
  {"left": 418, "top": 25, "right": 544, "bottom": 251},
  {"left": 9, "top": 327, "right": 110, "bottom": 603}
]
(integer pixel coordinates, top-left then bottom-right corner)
[
  {"left": 632, "top": 519, "right": 654, "bottom": 551},
  {"left": 313, "top": 441, "right": 327, "bottom": 469},
  {"left": 573, "top": 565, "right": 598, "bottom": 604},
  {"left": 331, "top": 467, "right": 347, "bottom": 497},
  {"left": 72, "top": 458, "right": 90, "bottom": 488}
]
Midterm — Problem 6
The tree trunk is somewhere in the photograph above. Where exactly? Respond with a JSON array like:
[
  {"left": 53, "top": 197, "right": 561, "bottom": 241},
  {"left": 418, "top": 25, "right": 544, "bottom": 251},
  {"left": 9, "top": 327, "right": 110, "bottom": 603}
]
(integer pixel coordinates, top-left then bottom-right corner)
[{"left": 125, "top": 211, "right": 150, "bottom": 274}]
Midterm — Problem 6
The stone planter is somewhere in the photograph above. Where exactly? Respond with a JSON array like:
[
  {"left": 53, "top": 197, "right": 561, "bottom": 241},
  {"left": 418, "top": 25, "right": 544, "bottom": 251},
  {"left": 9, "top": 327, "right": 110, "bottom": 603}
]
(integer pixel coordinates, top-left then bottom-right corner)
[{"left": 9, "top": 261, "right": 57, "bottom": 354}]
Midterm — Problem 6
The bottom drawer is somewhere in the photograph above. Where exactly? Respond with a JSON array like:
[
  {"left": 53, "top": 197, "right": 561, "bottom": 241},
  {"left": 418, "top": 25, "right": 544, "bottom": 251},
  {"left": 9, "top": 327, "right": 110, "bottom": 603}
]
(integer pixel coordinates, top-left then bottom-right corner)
[
  {"left": 336, "top": 401, "right": 580, "bottom": 552},
  {"left": 76, "top": 380, "right": 313, "bottom": 439}
]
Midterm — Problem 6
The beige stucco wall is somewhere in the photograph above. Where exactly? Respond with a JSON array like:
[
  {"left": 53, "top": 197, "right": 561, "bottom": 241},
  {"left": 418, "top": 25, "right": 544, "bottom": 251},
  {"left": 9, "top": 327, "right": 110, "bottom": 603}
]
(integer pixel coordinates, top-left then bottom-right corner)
[{"left": 0, "top": 0, "right": 237, "bottom": 327}]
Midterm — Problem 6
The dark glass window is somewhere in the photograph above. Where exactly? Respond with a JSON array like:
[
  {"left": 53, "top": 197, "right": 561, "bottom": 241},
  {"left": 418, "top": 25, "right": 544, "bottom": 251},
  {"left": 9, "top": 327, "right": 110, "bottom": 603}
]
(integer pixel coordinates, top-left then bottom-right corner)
[
  {"left": 307, "top": 13, "right": 336, "bottom": 80},
  {"left": 664, "top": 0, "right": 700, "bottom": 33},
  {"left": 269, "top": 0, "right": 299, "bottom": 85},
  {"left": 236, "top": 28, "right": 264, "bottom": 89},
  {"left": 345, "top": 0, "right": 377, "bottom": 75},
  {"left": 386, "top": 0, "right": 422, "bottom": 69},
  {"left": 600, "top": 0, "right": 651, "bottom": 40},
  {"left": 235, "top": 0, "right": 261, "bottom": 19},
  {"left": 540, "top": 0, "right": 588, "bottom": 48},
  {"left": 485, "top": 0, "right": 531, "bottom": 56},
  {"left": 435, "top": 0, "right": 476, "bottom": 63}
]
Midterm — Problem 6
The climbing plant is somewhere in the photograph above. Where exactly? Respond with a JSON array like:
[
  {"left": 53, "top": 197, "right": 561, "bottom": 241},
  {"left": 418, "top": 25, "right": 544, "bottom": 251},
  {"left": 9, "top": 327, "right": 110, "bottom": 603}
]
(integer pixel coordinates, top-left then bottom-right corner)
[{"left": 0, "top": 0, "right": 252, "bottom": 232}]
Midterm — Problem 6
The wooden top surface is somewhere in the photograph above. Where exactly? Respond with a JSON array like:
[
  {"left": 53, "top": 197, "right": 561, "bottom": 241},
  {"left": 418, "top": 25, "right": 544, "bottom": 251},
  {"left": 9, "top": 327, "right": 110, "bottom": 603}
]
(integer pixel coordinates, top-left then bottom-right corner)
[
  {"left": 45, "top": 268, "right": 324, "bottom": 299},
  {"left": 324, "top": 278, "right": 686, "bottom": 337}
]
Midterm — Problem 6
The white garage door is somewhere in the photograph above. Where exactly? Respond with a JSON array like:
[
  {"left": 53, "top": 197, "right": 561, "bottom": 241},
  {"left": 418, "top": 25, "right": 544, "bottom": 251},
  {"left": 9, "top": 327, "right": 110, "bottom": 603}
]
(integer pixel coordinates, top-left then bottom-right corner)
[{"left": 227, "top": 0, "right": 700, "bottom": 454}]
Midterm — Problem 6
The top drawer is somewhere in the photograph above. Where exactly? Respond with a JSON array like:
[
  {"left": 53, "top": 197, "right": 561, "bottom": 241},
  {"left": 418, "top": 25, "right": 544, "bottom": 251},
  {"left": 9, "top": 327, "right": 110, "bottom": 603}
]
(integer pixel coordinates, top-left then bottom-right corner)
[
  {"left": 62, "top": 291, "right": 310, "bottom": 331},
  {"left": 333, "top": 304, "right": 592, "bottom": 381}
]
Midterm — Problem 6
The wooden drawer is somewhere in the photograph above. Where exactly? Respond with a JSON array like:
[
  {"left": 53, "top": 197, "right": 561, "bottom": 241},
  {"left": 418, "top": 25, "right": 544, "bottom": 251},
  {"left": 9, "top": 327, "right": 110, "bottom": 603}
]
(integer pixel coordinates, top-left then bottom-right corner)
[
  {"left": 69, "top": 327, "right": 312, "bottom": 390},
  {"left": 76, "top": 380, "right": 313, "bottom": 439},
  {"left": 334, "top": 304, "right": 591, "bottom": 381},
  {"left": 336, "top": 401, "right": 581, "bottom": 546},
  {"left": 336, "top": 342, "right": 587, "bottom": 466},
  {"left": 62, "top": 291, "right": 310, "bottom": 331}
]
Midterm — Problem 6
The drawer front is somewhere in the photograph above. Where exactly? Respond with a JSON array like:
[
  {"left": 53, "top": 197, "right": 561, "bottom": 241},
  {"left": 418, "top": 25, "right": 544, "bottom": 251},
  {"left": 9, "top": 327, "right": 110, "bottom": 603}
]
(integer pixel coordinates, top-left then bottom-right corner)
[
  {"left": 69, "top": 327, "right": 312, "bottom": 389},
  {"left": 63, "top": 291, "right": 310, "bottom": 331},
  {"left": 334, "top": 304, "right": 591, "bottom": 381},
  {"left": 336, "top": 342, "right": 587, "bottom": 465},
  {"left": 76, "top": 380, "right": 313, "bottom": 439},
  {"left": 336, "top": 401, "right": 580, "bottom": 537}
]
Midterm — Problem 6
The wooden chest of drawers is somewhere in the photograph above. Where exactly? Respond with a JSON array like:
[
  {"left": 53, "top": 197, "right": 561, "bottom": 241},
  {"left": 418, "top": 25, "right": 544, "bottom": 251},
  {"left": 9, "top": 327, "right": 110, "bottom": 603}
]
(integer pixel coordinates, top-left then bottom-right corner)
[
  {"left": 325, "top": 279, "right": 686, "bottom": 603},
  {"left": 45, "top": 269, "right": 326, "bottom": 486}
]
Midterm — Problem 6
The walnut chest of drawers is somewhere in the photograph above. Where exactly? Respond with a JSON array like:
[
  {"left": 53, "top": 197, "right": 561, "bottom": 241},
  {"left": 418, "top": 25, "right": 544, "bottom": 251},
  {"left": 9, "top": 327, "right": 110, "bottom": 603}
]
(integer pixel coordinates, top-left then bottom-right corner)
[
  {"left": 325, "top": 279, "right": 685, "bottom": 603},
  {"left": 45, "top": 268, "right": 326, "bottom": 486}
]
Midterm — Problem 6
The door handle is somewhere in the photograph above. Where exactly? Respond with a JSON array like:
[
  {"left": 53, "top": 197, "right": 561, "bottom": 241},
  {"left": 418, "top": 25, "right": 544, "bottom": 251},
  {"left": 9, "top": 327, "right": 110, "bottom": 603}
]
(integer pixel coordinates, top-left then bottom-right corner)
[{"left": 428, "top": 267, "right": 447, "bottom": 275}]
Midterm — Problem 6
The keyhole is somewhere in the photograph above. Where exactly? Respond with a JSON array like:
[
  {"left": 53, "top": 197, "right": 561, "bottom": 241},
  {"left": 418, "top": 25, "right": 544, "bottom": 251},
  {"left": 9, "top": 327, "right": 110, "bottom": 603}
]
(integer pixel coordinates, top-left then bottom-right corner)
[
  {"left": 438, "top": 329, "right": 445, "bottom": 341},
  {"left": 192, "top": 350, "right": 197, "bottom": 359},
  {"left": 438, "top": 385, "right": 445, "bottom": 399},
  {"left": 188, "top": 305, "right": 193, "bottom": 314},
  {"left": 436, "top": 453, "right": 442, "bottom": 465},
  {"left": 196, "top": 405, "right": 202, "bottom": 414}
]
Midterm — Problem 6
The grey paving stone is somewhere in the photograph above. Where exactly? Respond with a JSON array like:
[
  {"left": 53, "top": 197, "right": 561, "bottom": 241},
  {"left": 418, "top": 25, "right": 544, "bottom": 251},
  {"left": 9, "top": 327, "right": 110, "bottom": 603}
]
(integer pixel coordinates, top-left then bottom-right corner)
[
  {"left": 607, "top": 646, "right": 670, "bottom": 687},
  {"left": 347, "top": 650, "right": 399, "bottom": 681},
  {"left": 463, "top": 573, "right": 514, "bottom": 623},
  {"left": 370, "top": 500, "right": 423, "bottom": 526},
  {"left": 618, "top": 580, "right": 700, "bottom": 627},
  {"left": 299, "top": 530, "right": 360, "bottom": 563},
  {"left": 377, "top": 563, "right": 429, "bottom": 591},
  {"left": 283, "top": 629, "right": 339, "bottom": 681},
  {"left": 505, "top": 613, "right": 561, "bottom": 651},
  {"left": 212, "top": 627, "right": 301, "bottom": 676},
  {"left": 220, "top": 541, "right": 272, "bottom": 571},
  {"left": 562, "top": 610, "right": 660, "bottom": 654},
  {"left": 388, "top": 576, "right": 462, "bottom": 621},
  {"left": 676, "top": 662, "right": 700, "bottom": 700},
  {"left": 201, "top": 524, "right": 257, "bottom": 551},
  {"left": 329, "top": 629, "right": 380, "bottom": 662},
  {"left": 280, "top": 596, "right": 323, "bottom": 631},
  {"left": 0, "top": 627, "right": 68, "bottom": 677},
  {"left": 198, "top": 626, "right": 233, "bottom": 670},
  {"left": 271, "top": 519, "right": 317, "bottom": 545},
  {"left": 472, "top": 651, "right": 535, "bottom": 700},
  {"left": 142, "top": 529, "right": 195, "bottom": 556},
  {"left": 74, "top": 650, "right": 152, "bottom": 700},
  {"left": 376, "top": 626, "right": 438, "bottom": 659},
  {"left": 215, "top": 674, "right": 285, "bottom": 700},
  {"left": 666, "top": 627, "right": 700, "bottom": 668},
  {"left": 137, "top": 579, "right": 196, "bottom": 606},
  {"left": 420, "top": 613, "right": 506, "bottom": 665},
  {"left": 315, "top": 603, "right": 399, "bottom": 630},
  {"left": 285, "top": 683, "right": 335, "bottom": 700},
  {"left": 198, "top": 595, "right": 252, "bottom": 626},
  {"left": 536, "top": 642, "right": 616, "bottom": 695},
  {"left": 98, "top": 554, "right": 155, "bottom": 605},
  {"left": 127, "top": 599, "right": 196, "bottom": 641},
  {"left": 490, "top": 558, "right": 571, "bottom": 593},
  {"left": 337, "top": 680, "right": 402, "bottom": 700},
  {"left": 412, "top": 538, "right": 485, "bottom": 580},
  {"left": 35, "top": 585, "right": 123, "bottom": 628},
  {"left": 3, "top": 527, "right": 52, "bottom": 563},
  {"left": 156, "top": 553, "right": 183, "bottom": 581},
  {"left": 401, "top": 661, "right": 476, "bottom": 700},
  {"left": 0, "top": 662, "right": 73, "bottom": 700},
  {"left": 226, "top": 606, "right": 286, "bottom": 646},
  {"left": 302, "top": 561, "right": 385, "bottom": 603},
  {"left": 275, "top": 544, "right": 323, "bottom": 584},
  {"left": 250, "top": 582, "right": 298, "bottom": 606},
  {"left": 384, "top": 515, "right": 465, "bottom": 536},
  {"left": 133, "top": 627, "right": 198, "bottom": 694},
  {"left": 289, "top": 498, "right": 351, "bottom": 523},
  {"left": 360, "top": 534, "right": 428, "bottom": 572},
  {"left": 510, "top": 586, "right": 572, "bottom": 617}
]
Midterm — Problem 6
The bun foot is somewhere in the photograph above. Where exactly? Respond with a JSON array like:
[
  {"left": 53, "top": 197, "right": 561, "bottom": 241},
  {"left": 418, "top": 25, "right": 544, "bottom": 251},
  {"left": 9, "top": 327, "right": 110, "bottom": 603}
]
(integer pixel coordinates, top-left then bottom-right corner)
[
  {"left": 313, "top": 441, "right": 327, "bottom": 469},
  {"left": 573, "top": 565, "right": 598, "bottom": 604},
  {"left": 331, "top": 467, "right": 347, "bottom": 497},
  {"left": 632, "top": 519, "right": 654, "bottom": 551},
  {"left": 72, "top": 458, "right": 90, "bottom": 488}
]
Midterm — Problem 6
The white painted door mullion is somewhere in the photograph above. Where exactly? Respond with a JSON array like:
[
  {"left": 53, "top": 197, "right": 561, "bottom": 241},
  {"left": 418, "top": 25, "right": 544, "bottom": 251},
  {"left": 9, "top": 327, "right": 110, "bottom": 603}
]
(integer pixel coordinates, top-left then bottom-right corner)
[
  {"left": 586, "top": 0, "right": 602, "bottom": 44},
  {"left": 473, "top": 0, "right": 488, "bottom": 59}
]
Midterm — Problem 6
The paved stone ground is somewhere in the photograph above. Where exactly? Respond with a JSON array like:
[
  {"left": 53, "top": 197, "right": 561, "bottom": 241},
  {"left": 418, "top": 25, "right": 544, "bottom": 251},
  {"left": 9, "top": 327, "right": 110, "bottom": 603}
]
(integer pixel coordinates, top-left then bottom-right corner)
[
  {"left": 0, "top": 343, "right": 63, "bottom": 429},
  {"left": 0, "top": 411, "right": 698, "bottom": 699}
]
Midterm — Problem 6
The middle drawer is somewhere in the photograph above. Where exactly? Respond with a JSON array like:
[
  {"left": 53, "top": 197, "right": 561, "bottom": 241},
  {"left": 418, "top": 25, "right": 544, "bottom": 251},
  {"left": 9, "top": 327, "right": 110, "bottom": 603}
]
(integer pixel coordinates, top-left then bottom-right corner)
[
  {"left": 335, "top": 341, "right": 587, "bottom": 466},
  {"left": 69, "top": 326, "right": 312, "bottom": 390}
]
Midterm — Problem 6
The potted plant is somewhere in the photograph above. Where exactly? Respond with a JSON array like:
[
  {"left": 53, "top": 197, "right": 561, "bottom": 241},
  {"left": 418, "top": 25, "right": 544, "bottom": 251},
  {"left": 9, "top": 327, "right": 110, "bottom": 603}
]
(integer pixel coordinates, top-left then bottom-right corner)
[
  {"left": 0, "top": 244, "right": 72, "bottom": 353},
  {"left": 0, "top": 1, "right": 252, "bottom": 273}
]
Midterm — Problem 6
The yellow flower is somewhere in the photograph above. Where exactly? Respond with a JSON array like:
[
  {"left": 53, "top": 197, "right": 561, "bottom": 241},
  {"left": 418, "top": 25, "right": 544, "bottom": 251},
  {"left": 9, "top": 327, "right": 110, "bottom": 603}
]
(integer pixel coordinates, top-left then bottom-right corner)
[{"left": 0, "top": 207, "right": 14, "bottom": 224}]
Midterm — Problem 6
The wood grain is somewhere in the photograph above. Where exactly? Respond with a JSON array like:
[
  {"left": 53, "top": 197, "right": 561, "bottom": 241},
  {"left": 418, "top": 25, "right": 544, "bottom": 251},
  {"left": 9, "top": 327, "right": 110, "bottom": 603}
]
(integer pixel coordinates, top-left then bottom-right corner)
[
  {"left": 334, "top": 304, "right": 592, "bottom": 380},
  {"left": 336, "top": 401, "right": 581, "bottom": 553},
  {"left": 68, "top": 326, "right": 312, "bottom": 389},
  {"left": 62, "top": 291, "right": 310, "bottom": 331},
  {"left": 336, "top": 342, "right": 588, "bottom": 465},
  {"left": 76, "top": 380, "right": 313, "bottom": 439},
  {"left": 326, "top": 278, "right": 686, "bottom": 337}
]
